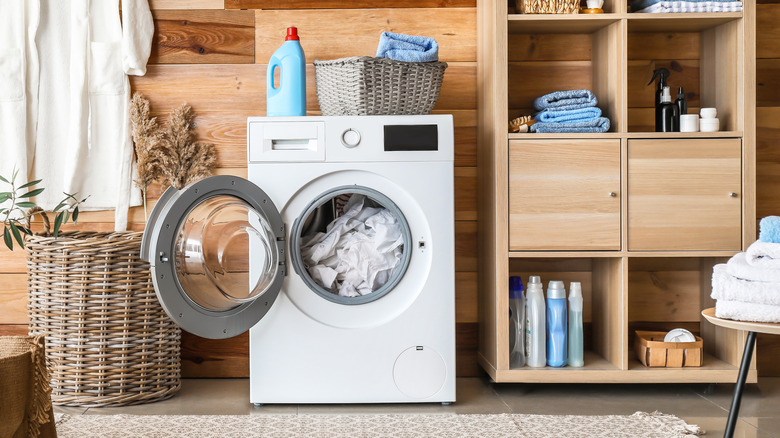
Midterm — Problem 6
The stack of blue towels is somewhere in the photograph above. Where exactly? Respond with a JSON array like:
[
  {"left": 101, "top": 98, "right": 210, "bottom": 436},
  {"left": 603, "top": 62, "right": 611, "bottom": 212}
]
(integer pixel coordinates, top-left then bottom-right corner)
[{"left": 530, "top": 90, "right": 611, "bottom": 134}]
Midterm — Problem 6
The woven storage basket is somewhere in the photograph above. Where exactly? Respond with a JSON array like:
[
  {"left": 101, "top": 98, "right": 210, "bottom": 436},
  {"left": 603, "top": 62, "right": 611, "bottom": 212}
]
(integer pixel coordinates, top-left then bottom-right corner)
[
  {"left": 26, "top": 231, "right": 181, "bottom": 407},
  {"left": 314, "top": 56, "right": 447, "bottom": 116},
  {"left": 517, "top": 0, "right": 580, "bottom": 14}
]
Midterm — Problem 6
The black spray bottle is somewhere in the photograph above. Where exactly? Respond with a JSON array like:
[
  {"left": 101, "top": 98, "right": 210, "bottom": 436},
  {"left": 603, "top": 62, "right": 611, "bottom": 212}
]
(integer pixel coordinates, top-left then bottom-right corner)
[
  {"left": 648, "top": 67, "right": 671, "bottom": 107},
  {"left": 656, "top": 86, "right": 679, "bottom": 132},
  {"left": 676, "top": 86, "right": 687, "bottom": 115}
]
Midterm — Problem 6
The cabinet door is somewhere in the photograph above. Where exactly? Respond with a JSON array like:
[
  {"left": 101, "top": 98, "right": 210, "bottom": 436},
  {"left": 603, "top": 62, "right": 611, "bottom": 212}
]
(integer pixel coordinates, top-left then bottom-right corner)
[
  {"left": 509, "top": 140, "right": 621, "bottom": 251},
  {"left": 628, "top": 139, "right": 742, "bottom": 251}
]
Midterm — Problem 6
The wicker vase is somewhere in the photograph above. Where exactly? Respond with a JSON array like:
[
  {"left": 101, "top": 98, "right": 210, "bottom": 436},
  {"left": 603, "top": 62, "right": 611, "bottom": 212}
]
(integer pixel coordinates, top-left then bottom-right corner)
[{"left": 26, "top": 231, "right": 181, "bottom": 407}]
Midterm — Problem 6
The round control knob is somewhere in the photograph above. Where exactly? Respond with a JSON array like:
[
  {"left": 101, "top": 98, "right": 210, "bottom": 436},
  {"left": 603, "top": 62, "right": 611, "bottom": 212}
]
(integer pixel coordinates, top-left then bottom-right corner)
[{"left": 341, "top": 129, "right": 361, "bottom": 148}]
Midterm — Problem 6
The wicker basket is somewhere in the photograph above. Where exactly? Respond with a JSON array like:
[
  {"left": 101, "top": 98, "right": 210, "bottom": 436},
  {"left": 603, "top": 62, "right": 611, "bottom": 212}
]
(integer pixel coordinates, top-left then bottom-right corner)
[
  {"left": 313, "top": 56, "right": 448, "bottom": 116},
  {"left": 517, "top": 0, "right": 580, "bottom": 14},
  {"left": 26, "top": 231, "right": 181, "bottom": 407}
]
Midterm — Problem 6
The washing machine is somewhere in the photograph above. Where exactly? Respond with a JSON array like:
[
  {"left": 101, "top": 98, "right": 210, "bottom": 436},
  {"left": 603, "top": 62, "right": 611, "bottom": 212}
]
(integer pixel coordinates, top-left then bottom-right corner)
[{"left": 141, "top": 115, "right": 455, "bottom": 404}]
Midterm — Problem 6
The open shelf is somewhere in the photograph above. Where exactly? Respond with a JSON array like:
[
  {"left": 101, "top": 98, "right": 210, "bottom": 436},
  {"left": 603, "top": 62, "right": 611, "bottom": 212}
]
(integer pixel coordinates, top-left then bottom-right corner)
[
  {"left": 626, "top": 13, "right": 742, "bottom": 32},
  {"left": 497, "top": 351, "right": 621, "bottom": 383},
  {"left": 508, "top": 14, "right": 621, "bottom": 33},
  {"left": 508, "top": 131, "right": 742, "bottom": 139}
]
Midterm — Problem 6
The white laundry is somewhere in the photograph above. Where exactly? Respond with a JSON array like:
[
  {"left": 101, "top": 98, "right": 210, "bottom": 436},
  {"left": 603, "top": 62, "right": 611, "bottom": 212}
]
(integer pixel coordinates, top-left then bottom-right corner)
[
  {"left": 301, "top": 195, "right": 404, "bottom": 297},
  {"left": 712, "top": 263, "right": 780, "bottom": 306},
  {"left": 0, "top": 0, "right": 153, "bottom": 231},
  {"left": 746, "top": 240, "right": 780, "bottom": 269},
  {"left": 727, "top": 252, "right": 780, "bottom": 283}
]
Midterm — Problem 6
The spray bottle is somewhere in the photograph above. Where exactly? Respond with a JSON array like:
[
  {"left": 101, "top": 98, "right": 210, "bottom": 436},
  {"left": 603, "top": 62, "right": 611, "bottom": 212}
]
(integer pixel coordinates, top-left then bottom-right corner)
[
  {"left": 525, "top": 276, "right": 546, "bottom": 368},
  {"left": 509, "top": 276, "right": 526, "bottom": 368},
  {"left": 647, "top": 67, "right": 671, "bottom": 108},
  {"left": 266, "top": 27, "right": 306, "bottom": 117},
  {"left": 656, "top": 86, "right": 679, "bottom": 132},
  {"left": 568, "top": 282, "right": 584, "bottom": 368}
]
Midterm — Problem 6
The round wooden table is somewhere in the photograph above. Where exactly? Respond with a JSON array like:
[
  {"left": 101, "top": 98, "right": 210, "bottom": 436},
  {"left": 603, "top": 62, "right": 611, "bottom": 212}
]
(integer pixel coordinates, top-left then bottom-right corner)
[{"left": 702, "top": 308, "right": 780, "bottom": 438}]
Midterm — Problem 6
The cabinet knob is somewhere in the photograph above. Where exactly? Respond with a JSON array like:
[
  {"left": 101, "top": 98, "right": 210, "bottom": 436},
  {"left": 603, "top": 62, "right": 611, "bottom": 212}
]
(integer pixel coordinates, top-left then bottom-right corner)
[
  {"left": 729, "top": 192, "right": 738, "bottom": 198},
  {"left": 609, "top": 192, "right": 617, "bottom": 197}
]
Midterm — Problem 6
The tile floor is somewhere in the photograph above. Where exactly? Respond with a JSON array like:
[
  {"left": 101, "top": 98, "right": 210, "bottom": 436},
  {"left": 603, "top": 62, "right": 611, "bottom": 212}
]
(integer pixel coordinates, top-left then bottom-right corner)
[{"left": 55, "top": 377, "right": 780, "bottom": 437}]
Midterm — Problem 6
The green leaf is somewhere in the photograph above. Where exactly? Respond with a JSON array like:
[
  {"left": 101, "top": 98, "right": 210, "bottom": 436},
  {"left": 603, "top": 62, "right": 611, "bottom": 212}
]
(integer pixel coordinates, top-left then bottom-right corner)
[
  {"left": 3, "top": 227, "right": 12, "bottom": 251},
  {"left": 19, "top": 226, "right": 32, "bottom": 235},
  {"left": 72, "top": 207, "right": 79, "bottom": 224},
  {"left": 53, "top": 212, "right": 64, "bottom": 238},
  {"left": 9, "top": 222, "right": 23, "bottom": 249},
  {"left": 63, "top": 209, "right": 70, "bottom": 226},
  {"left": 12, "top": 168, "right": 19, "bottom": 183},
  {"left": 20, "top": 188, "right": 44, "bottom": 198},
  {"left": 53, "top": 202, "right": 66, "bottom": 212},
  {"left": 0, "top": 193, "right": 8, "bottom": 203},
  {"left": 15, "top": 202, "right": 36, "bottom": 208},
  {"left": 18, "top": 179, "right": 42, "bottom": 190},
  {"left": 0, "top": 174, "right": 8, "bottom": 184}
]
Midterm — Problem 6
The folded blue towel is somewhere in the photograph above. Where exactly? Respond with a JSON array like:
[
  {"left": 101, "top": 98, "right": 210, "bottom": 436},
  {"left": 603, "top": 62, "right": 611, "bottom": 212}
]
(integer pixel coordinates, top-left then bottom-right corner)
[
  {"left": 376, "top": 31, "right": 439, "bottom": 63},
  {"left": 530, "top": 117, "right": 611, "bottom": 133},
  {"left": 759, "top": 216, "right": 780, "bottom": 244},
  {"left": 537, "top": 107, "right": 602, "bottom": 123},
  {"left": 631, "top": 0, "right": 736, "bottom": 12},
  {"left": 533, "top": 90, "right": 598, "bottom": 111}
]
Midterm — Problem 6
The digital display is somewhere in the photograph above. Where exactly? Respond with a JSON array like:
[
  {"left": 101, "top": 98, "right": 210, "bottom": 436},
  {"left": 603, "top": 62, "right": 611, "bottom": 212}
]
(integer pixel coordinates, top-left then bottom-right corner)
[{"left": 384, "top": 125, "right": 438, "bottom": 151}]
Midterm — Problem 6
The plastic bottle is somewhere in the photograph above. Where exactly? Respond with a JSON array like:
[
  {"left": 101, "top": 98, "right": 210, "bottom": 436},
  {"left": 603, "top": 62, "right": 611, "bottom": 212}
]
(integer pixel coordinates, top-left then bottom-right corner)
[
  {"left": 509, "top": 276, "right": 526, "bottom": 368},
  {"left": 656, "top": 86, "right": 679, "bottom": 133},
  {"left": 546, "top": 281, "right": 567, "bottom": 367},
  {"left": 525, "top": 276, "right": 546, "bottom": 368},
  {"left": 647, "top": 67, "right": 670, "bottom": 108},
  {"left": 266, "top": 27, "right": 306, "bottom": 117},
  {"left": 568, "top": 282, "right": 584, "bottom": 368},
  {"left": 676, "top": 86, "right": 688, "bottom": 116}
]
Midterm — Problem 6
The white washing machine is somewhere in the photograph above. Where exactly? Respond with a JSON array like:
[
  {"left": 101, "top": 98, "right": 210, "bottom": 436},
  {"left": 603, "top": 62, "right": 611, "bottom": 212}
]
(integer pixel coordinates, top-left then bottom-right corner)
[{"left": 141, "top": 115, "right": 455, "bottom": 404}]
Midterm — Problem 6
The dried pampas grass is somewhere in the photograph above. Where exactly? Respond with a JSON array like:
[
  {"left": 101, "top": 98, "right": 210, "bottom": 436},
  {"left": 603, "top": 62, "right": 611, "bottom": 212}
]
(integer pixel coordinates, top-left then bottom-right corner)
[{"left": 129, "top": 93, "right": 217, "bottom": 218}]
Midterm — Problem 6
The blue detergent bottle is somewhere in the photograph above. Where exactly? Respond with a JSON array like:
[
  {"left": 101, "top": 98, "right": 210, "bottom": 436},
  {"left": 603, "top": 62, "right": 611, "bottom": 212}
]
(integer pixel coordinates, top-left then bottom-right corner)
[
  {"left": 267, "top": 27, "right": 306, "bottom": 117},
  {"left": 546, "top": 280, "right": 568, "bottom": 367}
]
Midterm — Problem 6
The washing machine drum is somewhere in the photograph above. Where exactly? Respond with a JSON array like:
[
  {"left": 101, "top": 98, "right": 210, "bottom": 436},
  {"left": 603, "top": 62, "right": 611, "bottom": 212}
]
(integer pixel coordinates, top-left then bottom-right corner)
[{"left": 141, "top": 176, "right": 286, "bottom": 339}]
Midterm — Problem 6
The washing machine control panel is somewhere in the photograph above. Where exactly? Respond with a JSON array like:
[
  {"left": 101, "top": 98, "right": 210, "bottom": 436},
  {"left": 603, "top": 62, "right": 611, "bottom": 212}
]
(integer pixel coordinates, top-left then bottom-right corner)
[{"left": 341, "top": 128, "right": 361, "bottom": 148}]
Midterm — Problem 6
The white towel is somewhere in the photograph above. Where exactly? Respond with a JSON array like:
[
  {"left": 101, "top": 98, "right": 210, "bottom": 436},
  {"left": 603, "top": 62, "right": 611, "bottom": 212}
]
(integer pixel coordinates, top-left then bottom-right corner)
[
  {"left": 746, "top": 240, "right": 780, "bottom": 269},
  {"left": 712, "top": 264, "right": 780, "bottom": 306},
  {"left": 636, "top": 1, "right": 743, "bottom": 13},
  {"left": 715, "top": 299, "right": 780, "bottom": 324},
  {"left": 727, "top": 252, "right": 780, "bottom": 282}
]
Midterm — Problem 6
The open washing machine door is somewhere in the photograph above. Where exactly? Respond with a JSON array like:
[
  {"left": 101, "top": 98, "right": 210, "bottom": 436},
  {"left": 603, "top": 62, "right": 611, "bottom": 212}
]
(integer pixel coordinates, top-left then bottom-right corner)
[{"left": 141, "top": 175, "right": 285, "bottom": 339}]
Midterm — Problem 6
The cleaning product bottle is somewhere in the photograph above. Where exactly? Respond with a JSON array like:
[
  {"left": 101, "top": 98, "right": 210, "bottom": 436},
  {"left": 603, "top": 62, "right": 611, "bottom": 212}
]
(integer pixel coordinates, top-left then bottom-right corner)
[
  {"left": 266, "top": 27, "right": 306, "bottom": 117},
  {"left": 546, "top": 281, "right": 567, "bottom": 367},
  {"left": 676, "top": 86, "right": 688, "bottom": 115},
  {"left": 525, "top": 276, "right": 546, "bottom": 368},
  {"left": 567, "top": 282, "right": 584, "bottom": 368},
  {"left": 656, "top": 86, "right": 679, "bottom": 133},
  {"left": 647, "top": 67, "right": 670, "bottom": 107},
  {"left": 509, "top": 276, "right": 526, "bottom": 368}
]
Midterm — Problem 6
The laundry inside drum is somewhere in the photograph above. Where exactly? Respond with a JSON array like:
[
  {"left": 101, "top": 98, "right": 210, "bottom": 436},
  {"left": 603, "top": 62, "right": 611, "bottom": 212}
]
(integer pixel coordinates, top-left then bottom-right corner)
[{"left": 298, "top": 193, "right": 407, "bottom": 298}]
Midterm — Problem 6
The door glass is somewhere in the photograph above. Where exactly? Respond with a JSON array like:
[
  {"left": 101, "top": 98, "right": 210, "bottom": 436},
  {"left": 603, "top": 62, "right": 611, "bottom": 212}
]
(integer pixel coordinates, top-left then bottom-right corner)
[{"left": 174, "top": 195, "right": 279, "bottom": 312}]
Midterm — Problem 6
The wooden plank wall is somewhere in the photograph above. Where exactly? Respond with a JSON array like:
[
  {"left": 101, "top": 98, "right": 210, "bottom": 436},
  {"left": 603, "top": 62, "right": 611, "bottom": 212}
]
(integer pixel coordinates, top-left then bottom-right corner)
[
  {"left": 756, "top": 0, "right": 780, "bottom": 376},
  {"left": 2, "top": 0, "right": 780, "bottom": 377},
  {"left": 0, "top": 0, "right": 480, "bottom": 378}
]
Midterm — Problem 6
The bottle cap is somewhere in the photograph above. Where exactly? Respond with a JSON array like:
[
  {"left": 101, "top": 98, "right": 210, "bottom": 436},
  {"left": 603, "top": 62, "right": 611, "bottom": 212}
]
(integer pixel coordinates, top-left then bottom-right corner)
[
  {"left": 527, "top": 275, "right": 543, "bottom": 293},
  {"left": 285, "top": 27, "right": 300, "bottom": 41},
  {"left": 509, "top": 276, "right": 524, "bottom": 299},
  {"left": 569, "top": 282, "right": 582, "bottom": 299},
  {"left": 677, "top": 86, "right": 685, "bottom": 99},
  {"left": 547, "top": 280, "right": 566, "bottom": 299},
  {"left": 661, "top": 86, "right": 672, "bottom": 103}
]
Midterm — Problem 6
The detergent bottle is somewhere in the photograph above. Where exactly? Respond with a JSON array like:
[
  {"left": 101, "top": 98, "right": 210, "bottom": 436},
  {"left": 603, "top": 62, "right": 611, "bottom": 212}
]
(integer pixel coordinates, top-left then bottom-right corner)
[
  {"left": 267, "top": 27, "right": 306, "bottom": 117},
  {"left": 546, "top": 280, "right": 567, "bottom": 367},
  {"left": 509, "top": 276, "right": 526, "bottom": 368},
  {"left": 525, "top": 276, "right": 546, "bottom": 368}
]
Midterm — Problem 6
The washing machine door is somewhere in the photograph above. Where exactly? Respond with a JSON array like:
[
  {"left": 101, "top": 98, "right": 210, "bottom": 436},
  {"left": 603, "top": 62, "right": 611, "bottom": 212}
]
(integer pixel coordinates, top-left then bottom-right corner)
[{"left": 141, "top": 175, "right": 285, "bottom": 339}]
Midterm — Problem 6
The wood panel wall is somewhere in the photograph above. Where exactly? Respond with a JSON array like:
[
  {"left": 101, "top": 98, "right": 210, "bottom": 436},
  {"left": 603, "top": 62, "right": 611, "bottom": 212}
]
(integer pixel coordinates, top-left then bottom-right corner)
[
  {"left": 0, "top": 0, "right": 480, "bottom": 378},
  {"left": 2, "top": 0, "right": 780, "bottom": 377}
]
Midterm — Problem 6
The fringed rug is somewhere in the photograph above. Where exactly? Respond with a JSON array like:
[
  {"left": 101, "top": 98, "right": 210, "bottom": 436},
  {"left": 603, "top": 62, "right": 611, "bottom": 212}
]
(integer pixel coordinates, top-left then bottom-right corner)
[{"left": 55, "top": 412, "right": 704, "bottom": 437}]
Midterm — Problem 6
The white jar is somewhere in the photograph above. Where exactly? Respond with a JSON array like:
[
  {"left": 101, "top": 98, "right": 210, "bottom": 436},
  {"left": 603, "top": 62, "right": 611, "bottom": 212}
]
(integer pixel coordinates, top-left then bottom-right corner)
[{"left": 700, "top": 117, "right": 720, "bottom": 132}]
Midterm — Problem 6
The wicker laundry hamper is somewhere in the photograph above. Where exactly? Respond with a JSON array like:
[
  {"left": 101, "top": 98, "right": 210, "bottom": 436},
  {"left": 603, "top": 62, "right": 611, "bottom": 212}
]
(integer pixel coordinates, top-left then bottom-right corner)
[
  {"left": 313, "top": 56, "right": 447, "bottom": 116},
  {"left": 25, "top": 231, "right": 181, "bottom": 407}
]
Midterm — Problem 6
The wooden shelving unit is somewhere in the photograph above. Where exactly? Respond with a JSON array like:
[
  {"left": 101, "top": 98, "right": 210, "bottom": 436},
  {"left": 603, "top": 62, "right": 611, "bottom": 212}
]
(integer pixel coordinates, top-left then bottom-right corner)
[{"left": 477, "top": 0, "right": 756, "bottom": 383}]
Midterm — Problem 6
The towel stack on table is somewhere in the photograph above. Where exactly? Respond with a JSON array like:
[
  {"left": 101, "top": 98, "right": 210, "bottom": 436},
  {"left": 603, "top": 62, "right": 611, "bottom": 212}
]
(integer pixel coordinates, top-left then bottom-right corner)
[
  {"left": 631, "top": 0, "right": 743, "bottom": 13},
  {"left": 530, "top": 90, "right": 611, "bottom": 133},
  {"left": 711, "top": 216, "right": 780, "bottom": 323}
]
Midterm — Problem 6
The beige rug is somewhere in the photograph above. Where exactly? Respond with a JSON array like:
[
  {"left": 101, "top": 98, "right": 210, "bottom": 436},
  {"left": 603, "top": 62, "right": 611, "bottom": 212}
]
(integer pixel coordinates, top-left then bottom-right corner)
[{"left": 54, "top": 412, "right": 704, "bottom": 437}]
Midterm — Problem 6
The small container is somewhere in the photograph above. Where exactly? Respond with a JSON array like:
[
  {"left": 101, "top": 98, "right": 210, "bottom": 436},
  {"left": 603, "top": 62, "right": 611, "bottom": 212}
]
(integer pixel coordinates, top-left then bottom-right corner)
[
  {"left": 634, "top": 330, "right": 703, "bottom": 367},
  {"left": 267, "top": 27, "right": 306, "bottom": 117},
  {"left": 680, "top": 114, "right": 699, "bottom": 132},
  {"left": 700, "top": 118, "right": 720, "bottom": 132},
  {"left": 700, "top": 107, "right": 718, "bottom": 119},
  {"left": 664, "top": 328, "right": 697, "bottom": 343},
  {"left": 525, "top": 276, "right": 546, "bottom": 368},
  {"left": 567, "top": 282, "right": 584, "bottom": 368},
  {"left": 509, "top": 276, "right": 526, "bottom": 368}
]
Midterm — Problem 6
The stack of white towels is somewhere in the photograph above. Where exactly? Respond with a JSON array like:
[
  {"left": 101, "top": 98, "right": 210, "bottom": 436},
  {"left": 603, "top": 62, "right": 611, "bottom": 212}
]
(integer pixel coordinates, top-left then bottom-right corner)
[{"left": 712, "top": 216, "right": 780, "bottom": 323}]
